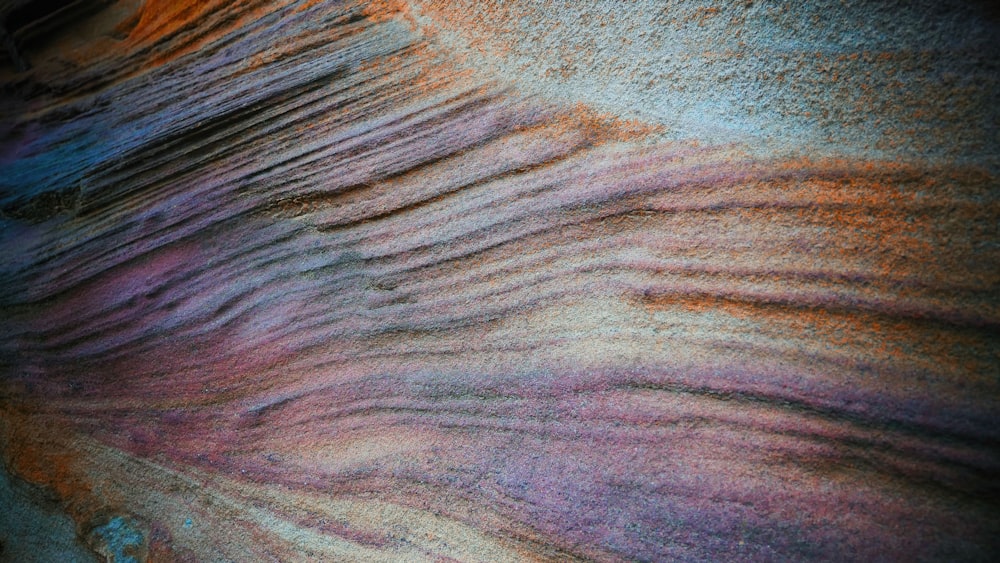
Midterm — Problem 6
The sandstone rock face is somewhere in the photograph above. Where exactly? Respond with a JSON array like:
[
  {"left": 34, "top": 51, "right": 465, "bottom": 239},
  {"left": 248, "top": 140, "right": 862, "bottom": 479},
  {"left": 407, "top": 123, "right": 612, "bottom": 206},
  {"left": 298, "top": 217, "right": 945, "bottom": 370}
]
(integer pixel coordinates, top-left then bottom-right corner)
[{"left": 0, "top": 1, "right": 997, "bottom": 560}]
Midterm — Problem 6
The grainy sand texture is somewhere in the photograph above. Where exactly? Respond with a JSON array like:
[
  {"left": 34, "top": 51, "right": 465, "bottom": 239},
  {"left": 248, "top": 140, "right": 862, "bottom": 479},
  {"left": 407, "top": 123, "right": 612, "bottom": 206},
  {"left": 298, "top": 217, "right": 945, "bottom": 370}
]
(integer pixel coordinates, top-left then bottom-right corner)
[{"left": 0, "top": 1, "right": 997, "bottom": 560}]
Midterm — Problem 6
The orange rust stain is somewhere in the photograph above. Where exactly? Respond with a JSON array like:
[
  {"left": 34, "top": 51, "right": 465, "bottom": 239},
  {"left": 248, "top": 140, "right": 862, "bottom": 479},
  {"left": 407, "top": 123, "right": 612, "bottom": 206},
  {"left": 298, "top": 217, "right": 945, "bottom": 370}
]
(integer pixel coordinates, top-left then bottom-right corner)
[
  {"left": 363, "top": 0, "right": 415, "bottom": 26},
  {"left": 291, "top": 0, "right": 334, "bottom": 13},
  {"left": 542, "top": 102, "right": 665, "bottom": 145},
  {"left": 0, "top": 407, "right": 94, "bottom": 520},
  {"left": 414, "top": 0, "right": 525, "bottom": 59},
  {"left": 127, "top": 0, "right": 206, "bottom": 46},
  {"left": 637, "top": 292, "right": 993, "bottom": 387},
  {"left": 127, "top": 0, "right": 297, "bottom": 68}
]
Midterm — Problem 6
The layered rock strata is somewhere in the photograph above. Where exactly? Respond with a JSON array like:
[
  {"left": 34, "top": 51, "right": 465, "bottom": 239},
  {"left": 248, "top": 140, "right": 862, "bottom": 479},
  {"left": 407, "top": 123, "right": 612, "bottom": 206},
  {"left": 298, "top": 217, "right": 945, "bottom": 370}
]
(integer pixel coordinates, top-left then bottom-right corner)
[{"left": 0, "top": 0, "right": 997, "bottom": 560}]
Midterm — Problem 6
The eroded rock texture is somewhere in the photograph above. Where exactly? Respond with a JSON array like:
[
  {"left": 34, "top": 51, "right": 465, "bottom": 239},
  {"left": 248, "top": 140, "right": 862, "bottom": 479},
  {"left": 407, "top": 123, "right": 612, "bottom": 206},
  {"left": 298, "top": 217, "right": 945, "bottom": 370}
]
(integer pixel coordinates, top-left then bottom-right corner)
[{"left": 0, "top": 1, "right": 998, "bottom": 560}]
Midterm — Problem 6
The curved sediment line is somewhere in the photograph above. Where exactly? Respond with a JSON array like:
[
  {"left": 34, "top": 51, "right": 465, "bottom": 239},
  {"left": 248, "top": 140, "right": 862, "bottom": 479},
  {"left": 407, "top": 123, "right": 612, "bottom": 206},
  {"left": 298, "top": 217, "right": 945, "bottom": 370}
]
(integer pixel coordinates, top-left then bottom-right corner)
[{"left": 0, "top": 0, "right": 997, "bottom": 561}]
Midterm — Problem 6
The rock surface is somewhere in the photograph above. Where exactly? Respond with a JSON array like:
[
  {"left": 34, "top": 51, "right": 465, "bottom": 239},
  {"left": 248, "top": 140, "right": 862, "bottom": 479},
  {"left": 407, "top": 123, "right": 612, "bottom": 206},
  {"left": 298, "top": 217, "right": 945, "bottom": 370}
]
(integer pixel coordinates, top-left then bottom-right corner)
[{"left": 0, "top": 0, "right": 998, "bottom": 560}]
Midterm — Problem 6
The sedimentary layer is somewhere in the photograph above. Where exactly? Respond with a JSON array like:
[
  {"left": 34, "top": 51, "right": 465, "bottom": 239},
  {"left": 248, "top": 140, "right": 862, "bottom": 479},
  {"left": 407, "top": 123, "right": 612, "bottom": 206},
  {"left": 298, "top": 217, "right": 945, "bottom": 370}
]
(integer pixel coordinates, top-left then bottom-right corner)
[{"left": 0, "top": 1, "right": 997, "bottom": 560}]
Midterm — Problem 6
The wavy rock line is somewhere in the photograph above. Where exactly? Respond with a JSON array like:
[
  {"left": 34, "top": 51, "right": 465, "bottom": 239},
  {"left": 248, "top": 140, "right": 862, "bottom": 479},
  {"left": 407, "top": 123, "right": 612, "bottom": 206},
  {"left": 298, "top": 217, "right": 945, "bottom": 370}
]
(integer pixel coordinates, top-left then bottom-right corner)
[{"left": 0, "top": 0, "right": 998, "bottom": 560}]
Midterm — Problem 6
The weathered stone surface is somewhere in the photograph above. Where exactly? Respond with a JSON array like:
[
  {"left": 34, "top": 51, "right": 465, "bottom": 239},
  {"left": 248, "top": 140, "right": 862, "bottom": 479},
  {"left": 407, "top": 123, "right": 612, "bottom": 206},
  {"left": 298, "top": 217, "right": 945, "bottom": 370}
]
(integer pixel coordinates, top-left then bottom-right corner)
[{"left": 0, "top": 1, "right": 997, "bottom": 560}]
